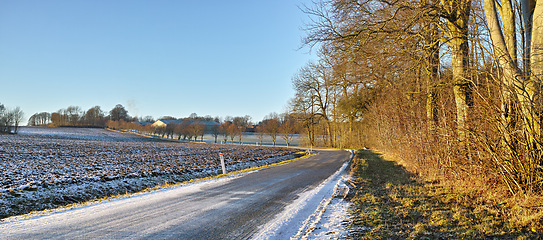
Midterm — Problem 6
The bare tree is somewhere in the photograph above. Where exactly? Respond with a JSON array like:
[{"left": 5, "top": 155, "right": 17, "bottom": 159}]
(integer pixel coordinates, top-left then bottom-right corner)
[
  {"left": 173, "top": 123, "right": 184, "bottom": 140},
  {"left": 292, "top": 60, "right": 336, "bottom": 147},
  {"left": 228, "top": 123, "right": 238, "bottom": 144},
  {"left": 279, "top": 113, "right": 298, "bottom": 147},
  {"left": 0, "top": 104, "right": 12, "bottom": 133},
  {"left": 440, "top": 0, "right": 473, "bottom": 150},
  {"left": 65, "top": 106, "right": 82, "bottom": 126},
  {"left": 140, "top": 116, "right": 155, "bottom": 122},
  {"left": 233, "top": 115, "right": 251, "bottom": 144},
  {"left": 255, "top": 124, "right": 266, "bottom": 146},
  {"left": 110, "top": 104, "right": 129, "bottom": 122},
  {"left": 164, "top": 123, "right": 175, "bottom": 139},
  {"left": 293, "top": 0, "right": 543, "bottom": 200},
  {"left": 28, "top": 112, "right": 51, "bottom": 126},
  {"left": 220, "top": 121, "right": 231, "bottom": 143},
  {"left": 262, "top": 113, "right": 280, "bottom": 146},
  {"left": 12, "top": 107, "right": 23, "bottom": 134},
  {"left": 210, "top": 124, "right": 220, "bottom": 143},
  {"left": 0, "top": 104, "right": 23, "bottom": 134},
  {"left": 198, "top": 122, "right": 206, "bottom": 141},
  {"left": 83, "top": 106, "right": 105, "bottom": 127},
  {"left": 483, "top": 0, "right": 543, "bottom": 193}
]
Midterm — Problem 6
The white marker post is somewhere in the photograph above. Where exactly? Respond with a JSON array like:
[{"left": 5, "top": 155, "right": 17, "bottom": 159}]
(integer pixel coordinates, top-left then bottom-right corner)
[{"left": 219, "top": 153, "right": 226, "bottom": 174}]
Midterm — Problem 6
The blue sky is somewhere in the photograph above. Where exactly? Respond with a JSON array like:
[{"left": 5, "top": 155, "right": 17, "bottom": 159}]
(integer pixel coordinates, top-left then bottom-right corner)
[{"left": 0, "top": 1, "right": 315, "bottom": 123}]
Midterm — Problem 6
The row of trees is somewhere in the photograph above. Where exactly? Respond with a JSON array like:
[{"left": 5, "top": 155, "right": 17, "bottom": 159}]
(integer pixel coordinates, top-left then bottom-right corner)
[
  {"left": 216, "top": 115, "right": 252, "bottom": 144},
  {"left": 28, "top": 104, "right": 303, "bottom": 146},
  {"left": 106, "top": 113, "right": 302, "bottom": 146},
  {"left": 291, "top": 0, "right": 543, "bottom": 194},
  {"left": 154, "top": 121, "right": 208, "bottom": 141},
  {"left": 0, "top": 103, "right": 24, "bottom": 134},
  {"left": 28, "top": 104, "right": 144, "bottom": 127},
  {"left": 255, "top": 113, "right": 299, "bottom": 146}
]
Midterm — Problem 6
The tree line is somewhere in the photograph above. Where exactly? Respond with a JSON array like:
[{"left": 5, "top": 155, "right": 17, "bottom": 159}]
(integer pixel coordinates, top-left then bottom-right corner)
[
  {"left": 28, "top": 104, "right": 139, "bottom": 127},
  {"left": 0, "top": 103, "right": 24, "bottom": 134},
  {"left": 28, "top": 103, "right": 303, "bottom": 146},
  {"left": 107, "top": 112, "right": 301, "bottom": 146},
  {"left": 291, "top": 0, "right": 543, "bottom": 195}
]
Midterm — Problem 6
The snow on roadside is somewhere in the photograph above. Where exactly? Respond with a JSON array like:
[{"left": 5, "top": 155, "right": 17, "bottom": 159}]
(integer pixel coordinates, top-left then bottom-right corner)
[
  {"left": 253, "top": 150, "right": 353, "bottom": 240},
  {"left": 0, "top": 169, "right": 246, "bottom": 226},
  {"left": 304, "top": 176, "right": 352, "bottom": 239}
]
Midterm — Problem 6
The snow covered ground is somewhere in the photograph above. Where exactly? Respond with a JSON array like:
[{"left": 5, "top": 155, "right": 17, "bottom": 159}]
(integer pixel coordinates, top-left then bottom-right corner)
[
  {"left": 304, "top": 176, "right": 352, "bottom": 239},
  {"left": 0, "top": 127, "right": 296, "bottom": 219},
  {"left": 1, "top": 150, "right": 352, "bottom": 240},
  {"left": 254, "top": 150, "right": 354, "bottom": 240},
  {"left": 2, "top": 128, "right": 354, "bottom": 239}
]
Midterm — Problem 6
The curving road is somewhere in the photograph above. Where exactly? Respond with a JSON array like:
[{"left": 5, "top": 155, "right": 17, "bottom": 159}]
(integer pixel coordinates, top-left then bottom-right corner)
[{"left": 0, "top": 150, "right": 350, "bottom": 239}]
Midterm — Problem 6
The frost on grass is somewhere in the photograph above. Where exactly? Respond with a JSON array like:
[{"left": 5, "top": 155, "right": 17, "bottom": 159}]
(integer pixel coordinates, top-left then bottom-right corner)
[{"left": 0, "top": 127, "right": 296, "bottom": 219}]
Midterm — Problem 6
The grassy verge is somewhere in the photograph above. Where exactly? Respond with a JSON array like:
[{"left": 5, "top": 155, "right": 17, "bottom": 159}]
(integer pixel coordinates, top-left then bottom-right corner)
[{"left": 347, "top": 150, "right": 540, "bottom": 239}]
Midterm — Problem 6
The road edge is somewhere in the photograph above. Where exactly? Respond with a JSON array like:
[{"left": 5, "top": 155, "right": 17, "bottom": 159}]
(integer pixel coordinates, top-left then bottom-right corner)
[{"left": 253, "top": 149, "right": 353, "bottom": 239}]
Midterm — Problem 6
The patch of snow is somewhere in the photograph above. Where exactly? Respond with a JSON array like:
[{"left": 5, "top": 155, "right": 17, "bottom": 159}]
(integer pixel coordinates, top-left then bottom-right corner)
[
  {"left": 253, "top": 150, "right": 352, "bottom": 240},
  {"left": 304, "top": 176, "right": 352, "bottom": 239}
]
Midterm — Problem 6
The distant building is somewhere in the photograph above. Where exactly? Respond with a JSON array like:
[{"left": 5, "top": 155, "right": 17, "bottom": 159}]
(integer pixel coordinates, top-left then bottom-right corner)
[
  {"left": 150, "top": 119, "right": 219, "bottom": 131},
  {"left": 245, "top": 125, "right": 256, "bottom": 133}
]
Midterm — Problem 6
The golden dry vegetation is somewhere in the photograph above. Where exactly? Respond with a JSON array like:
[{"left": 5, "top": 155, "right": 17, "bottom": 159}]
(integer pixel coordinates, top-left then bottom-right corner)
[{"left": 348, "top": 150, "right": 542, "bottom": 239}]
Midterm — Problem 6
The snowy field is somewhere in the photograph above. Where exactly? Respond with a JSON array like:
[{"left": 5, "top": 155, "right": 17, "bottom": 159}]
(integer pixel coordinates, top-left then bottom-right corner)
[{"left": 0, "top": 127, "right": 296, "bottom": 219}]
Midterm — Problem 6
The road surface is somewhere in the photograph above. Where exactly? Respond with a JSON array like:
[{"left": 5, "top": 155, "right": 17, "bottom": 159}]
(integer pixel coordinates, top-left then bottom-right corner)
[{"left": 0, "top": 150, "right": 350, "bottom": 239}]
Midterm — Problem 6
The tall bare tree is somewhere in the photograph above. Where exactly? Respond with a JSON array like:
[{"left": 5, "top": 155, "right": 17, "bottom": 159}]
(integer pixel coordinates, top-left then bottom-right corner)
[
  {"left": 110, "top": 104, "right": 129, "bottom": 122},
  {"left": 440, "top": 0, "right": 473, "bottom": 149},
  {"left": 0, "top": 104, "right": 23, "bottom": 134},
  {"left": 484, "top": 0, "right": 543, "bottom": 192},
  {"left": 279, "top": 113, "right": 298, "bottom": 147},
  {"left": 83, "top": 106, "right": 105, "bottom": 126},
  {"left": 220, "top": 121, "right": 231, "bottom": 143},
  {"left": 292, "top": 60, "right": 336, "bottom": 146},
  {"left": 262, "top": 113, "right": 280, "bottom": 146},
  {"left": 28, "top": 112, "right": 51, "bottom": 126}
]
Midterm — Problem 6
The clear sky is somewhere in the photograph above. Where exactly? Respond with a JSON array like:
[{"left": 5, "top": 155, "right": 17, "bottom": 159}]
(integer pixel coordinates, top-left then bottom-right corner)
[{"left": 0, "top": 1, "right": 315, "bottom": 123}]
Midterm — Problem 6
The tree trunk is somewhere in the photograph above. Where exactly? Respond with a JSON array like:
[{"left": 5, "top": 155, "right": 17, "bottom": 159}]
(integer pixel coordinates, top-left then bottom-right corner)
[
  {"left": 485, "top": 0, "right": 542, "bottom": 192},
  {"left": 487, "top": 0, "right": 540, "bottom": 146},
  {"left": 325, "top": 118, "right": 333, "bottom": 147},
  {"left": 530, "top": 0, "right": 543, "bottom": 142},
  {"left": 521, "top": 0, "right": 535, "bottom": 73},
  {"left": 531, "top": 0, "right": 543, "bottom": 87},
  {"left": 423, "top": 0, "right": 440, "bottom": 131},
  {"left": 442, "top": 0, "right": 472, "bottom": 150},
  {"left": 424, "top": 26, "right": 440, "bottom": 130},
  {"left": 501, "top": 0, "right": 518, "bottom": 66},
  {"left": 450, "top": 22, "right": 471, "bottom": 149},
  {"left": 484, "top": 0, "right": 521, "bottom": 153}
]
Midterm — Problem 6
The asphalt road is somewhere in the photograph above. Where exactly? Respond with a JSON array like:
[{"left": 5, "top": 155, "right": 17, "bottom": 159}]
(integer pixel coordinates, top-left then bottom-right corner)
[{"left": 1, "top": 150, "right": 350, "bottom": 239}]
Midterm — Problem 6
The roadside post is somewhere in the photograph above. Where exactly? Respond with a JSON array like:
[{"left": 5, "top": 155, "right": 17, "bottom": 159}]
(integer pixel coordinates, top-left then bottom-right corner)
[{"left": 219, "top": 153, "right": 226, "bottom": 174}]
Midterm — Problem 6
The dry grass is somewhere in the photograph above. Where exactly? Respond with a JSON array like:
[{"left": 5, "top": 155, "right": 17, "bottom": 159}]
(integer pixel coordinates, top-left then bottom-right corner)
[{"left": 347, "top": 150, "right": 542, "bottom": 239}]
